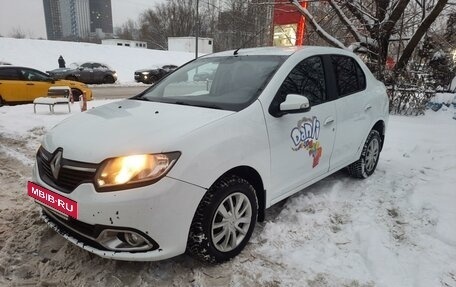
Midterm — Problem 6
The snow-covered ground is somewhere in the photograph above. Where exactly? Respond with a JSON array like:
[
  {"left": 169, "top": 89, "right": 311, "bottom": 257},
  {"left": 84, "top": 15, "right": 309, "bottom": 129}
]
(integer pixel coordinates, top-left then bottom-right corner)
[
  {"left": 0, "top": 37, "right": 196, "bottom": 84},
  {"left": 0, "top": 98, "right": 455, "bottom": 286}
]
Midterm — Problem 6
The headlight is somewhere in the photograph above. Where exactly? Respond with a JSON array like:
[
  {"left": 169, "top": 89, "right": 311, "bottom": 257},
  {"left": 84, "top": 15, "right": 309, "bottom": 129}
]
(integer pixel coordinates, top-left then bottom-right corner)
[
  {"left": 95, "top": 152, "right": 180, "bottom": 191},
  {"left": 141, "top": 72, "right": 149, "bottom": 75}
]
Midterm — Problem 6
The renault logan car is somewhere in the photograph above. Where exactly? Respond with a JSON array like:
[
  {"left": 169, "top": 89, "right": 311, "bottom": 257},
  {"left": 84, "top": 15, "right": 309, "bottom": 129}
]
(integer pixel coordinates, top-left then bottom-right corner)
[
  {"left": 28, "top": 46, "right": 388, "bottom": 263},
  {"left": 0, "top": 66, "right": 92, "bottom": 106}
]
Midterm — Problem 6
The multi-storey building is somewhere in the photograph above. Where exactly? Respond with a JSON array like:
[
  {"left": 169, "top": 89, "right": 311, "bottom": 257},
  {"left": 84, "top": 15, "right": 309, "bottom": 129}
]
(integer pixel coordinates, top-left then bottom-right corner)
[
  {"left": 43, "top": 0, "right": 63, "bottom": 40},
  {"left": 89, "top": 0, "right": 113, "bottom": 34},
  {"left": 43, "top": 0, "right": 113, "bottom": 40}
]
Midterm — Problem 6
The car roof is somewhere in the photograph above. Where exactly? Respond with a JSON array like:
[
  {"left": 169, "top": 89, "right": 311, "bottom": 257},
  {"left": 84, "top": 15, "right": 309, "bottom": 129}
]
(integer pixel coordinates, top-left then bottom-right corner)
[
  {"left": 0, "top": 65, "right": 43, "bottom": 71},
  {"left": 202, "top": 46, "right": 348, "bottom": 58}
]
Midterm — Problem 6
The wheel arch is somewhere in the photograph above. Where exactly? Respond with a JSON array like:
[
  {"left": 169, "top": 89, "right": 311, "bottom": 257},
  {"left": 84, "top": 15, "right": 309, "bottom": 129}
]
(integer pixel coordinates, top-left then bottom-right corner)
[
  {"left": 371, "top": 120, "right": 386, "bottom": 151},
  {"left": 215, "top": 166, "right": 266, "bottom": 222}
]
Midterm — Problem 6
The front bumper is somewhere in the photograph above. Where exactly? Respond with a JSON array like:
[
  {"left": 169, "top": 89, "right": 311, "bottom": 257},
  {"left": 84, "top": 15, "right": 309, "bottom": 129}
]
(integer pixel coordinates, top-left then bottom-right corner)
[
  {"left": 134, "top": 73, "right": 148, "bottom": 83},
  {"left": 32, "top": 162, "right": 206, "bottom": 261}
]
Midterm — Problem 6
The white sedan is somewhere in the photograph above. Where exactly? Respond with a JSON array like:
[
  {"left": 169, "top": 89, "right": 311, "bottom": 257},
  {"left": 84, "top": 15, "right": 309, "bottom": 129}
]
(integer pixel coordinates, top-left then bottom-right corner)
[{"left": 29, "top": 46, "right": 388, "bottom": 263}]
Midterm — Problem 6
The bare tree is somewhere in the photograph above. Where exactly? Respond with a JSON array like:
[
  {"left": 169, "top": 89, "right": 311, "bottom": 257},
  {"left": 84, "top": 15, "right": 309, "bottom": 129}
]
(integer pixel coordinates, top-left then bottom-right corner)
[
  {"left": 9, "top": 27, "right": 26, "bottom": 39},
  {"left": 114, "top": 19, "right": 138, "bottom": 41},
  {"left": 290, "top": 0, "right": 450, "bottom": 77}
]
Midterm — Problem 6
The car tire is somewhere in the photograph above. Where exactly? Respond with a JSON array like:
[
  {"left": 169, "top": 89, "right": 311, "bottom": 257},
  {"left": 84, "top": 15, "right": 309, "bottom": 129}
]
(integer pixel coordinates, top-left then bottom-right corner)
[
  {"left": 103, "top": 75, "right": 115, "bottom": 84},
  {"left": 187, "top": 175, "right": 258, "bottom": 264},
  {"left": 71, "top": 88, "right": 82, "bottom": 102},
  {"left": 347, "top": 129, "right": 381, "bottom": 179},
  {"left": 0, "top": 96, "right": 4, "bottom": 107}
]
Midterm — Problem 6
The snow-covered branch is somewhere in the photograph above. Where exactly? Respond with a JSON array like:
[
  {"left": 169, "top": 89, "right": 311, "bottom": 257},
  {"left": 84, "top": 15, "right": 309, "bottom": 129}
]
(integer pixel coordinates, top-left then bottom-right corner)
[
  {"left": 289, "top": 0, "right": 346, "bottom": 49},
  {"left": 345, "top": 1, "right": 377, "bottom": 32},
  {"left": 328, "top": 0, "right": 362, "bottom": 42}
]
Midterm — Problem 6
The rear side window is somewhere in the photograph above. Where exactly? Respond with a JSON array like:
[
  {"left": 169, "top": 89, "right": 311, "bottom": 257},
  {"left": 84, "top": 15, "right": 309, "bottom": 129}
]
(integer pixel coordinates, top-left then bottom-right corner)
[
  {"left": 278, "top": 56, "right": 326, "bottom": 106},
  {"left": 0, "top": 68, "right": 20, "bottom": 80},
  {"left": 331, "top": 55, "right": 366, "bottom": 97}
]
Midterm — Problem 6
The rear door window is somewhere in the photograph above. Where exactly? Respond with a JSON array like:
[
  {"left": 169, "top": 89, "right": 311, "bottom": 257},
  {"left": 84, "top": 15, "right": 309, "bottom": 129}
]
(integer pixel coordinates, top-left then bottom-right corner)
[
  {"left": 0, "top": 68, "right": 21, "bottom": 80},
  {"left": 331, "top": 55, "right": 366, "bottom": 97}
]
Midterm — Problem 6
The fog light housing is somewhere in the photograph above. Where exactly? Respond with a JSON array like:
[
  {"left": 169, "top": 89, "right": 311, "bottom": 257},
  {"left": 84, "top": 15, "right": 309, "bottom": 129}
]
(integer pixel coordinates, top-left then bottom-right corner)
[
  {"left": 124, "top": 232, "right": 146, "bottom": 247},
  {"left": 97, "top": 230, "right": 154, "bottom": 251}
]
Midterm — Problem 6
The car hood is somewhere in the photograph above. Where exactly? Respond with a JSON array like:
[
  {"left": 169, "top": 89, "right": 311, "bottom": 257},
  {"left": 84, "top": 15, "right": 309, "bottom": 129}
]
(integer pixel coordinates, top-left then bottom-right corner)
[{"left": 42, "top": 100, "right": 234, "bottom": 163}]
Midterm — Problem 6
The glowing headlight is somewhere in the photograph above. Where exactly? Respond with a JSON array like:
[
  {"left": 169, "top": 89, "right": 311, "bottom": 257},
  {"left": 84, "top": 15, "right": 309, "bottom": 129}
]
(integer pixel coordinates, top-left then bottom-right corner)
[
  {"left": 95, "top": 152, "right": 180, "bottom": 191},
  {"left": 141, "top": 72, "right": 150, "bottom": 75}
]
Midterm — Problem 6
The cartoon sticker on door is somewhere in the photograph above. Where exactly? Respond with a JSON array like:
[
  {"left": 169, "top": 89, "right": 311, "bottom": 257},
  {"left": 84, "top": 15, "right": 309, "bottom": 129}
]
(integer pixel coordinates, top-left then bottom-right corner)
[{"left": 291, "top": 116, "right": 322, "bottom": 168}]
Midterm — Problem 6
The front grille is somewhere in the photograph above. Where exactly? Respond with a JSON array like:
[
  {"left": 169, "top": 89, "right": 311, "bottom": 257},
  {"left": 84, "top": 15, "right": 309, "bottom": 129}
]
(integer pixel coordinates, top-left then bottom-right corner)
[{"left": 36, "top": 147, "right": 98, "bottom": 193}]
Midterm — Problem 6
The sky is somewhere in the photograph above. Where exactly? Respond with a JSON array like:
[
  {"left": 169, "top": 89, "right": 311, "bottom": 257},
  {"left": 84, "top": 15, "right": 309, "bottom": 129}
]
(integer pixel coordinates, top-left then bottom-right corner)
[{"left": 0, "top": 0, "right": 163, "bottom": 39}]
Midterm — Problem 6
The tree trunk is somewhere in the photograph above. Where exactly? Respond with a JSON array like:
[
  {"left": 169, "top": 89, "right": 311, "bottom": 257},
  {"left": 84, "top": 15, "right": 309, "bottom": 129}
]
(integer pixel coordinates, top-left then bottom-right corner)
[{"left": 395, "top": 0, "right": 449, "bottom": 71}]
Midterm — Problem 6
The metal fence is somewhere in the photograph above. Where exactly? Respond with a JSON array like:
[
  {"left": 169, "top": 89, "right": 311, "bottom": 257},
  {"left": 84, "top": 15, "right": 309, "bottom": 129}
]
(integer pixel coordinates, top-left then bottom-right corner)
[{"left": 387, "top": 86, "right": 435, "bottom": 116}]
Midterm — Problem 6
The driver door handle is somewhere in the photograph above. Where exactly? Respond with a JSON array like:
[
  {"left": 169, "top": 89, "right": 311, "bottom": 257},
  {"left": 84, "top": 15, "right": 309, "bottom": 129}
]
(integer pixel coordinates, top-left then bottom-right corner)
[
  {"left": 365, "top": 105, "right": 372, "bottom": 111},
  {"left": 324, "top": 117, "right": 335, "bottom": 126}
]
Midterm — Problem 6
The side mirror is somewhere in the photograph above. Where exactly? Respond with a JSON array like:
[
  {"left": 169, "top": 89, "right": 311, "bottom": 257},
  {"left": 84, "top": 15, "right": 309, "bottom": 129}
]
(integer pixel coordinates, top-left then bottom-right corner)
[{"left": 279, "top": 94, "right": 311, "bottom": 113}]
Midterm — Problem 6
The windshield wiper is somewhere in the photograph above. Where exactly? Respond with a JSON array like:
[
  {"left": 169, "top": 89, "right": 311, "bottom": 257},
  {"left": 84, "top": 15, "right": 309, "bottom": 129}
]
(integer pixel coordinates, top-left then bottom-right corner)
[{"left": 131, "top": 94, "right": 150, "bottom": 101}]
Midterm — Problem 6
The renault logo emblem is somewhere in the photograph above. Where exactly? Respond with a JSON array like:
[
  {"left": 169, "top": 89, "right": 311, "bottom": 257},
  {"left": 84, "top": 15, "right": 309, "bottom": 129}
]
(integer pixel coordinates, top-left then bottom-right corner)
[{"left": 50, "top": 150, "right": 63, "bottom": 180}]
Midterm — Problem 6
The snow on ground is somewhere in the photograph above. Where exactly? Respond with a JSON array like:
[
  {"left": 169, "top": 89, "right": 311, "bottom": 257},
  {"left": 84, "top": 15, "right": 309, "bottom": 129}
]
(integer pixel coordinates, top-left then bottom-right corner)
[
  {"left": 0, "top": 101, "right": 455, "bottom": 286},
  {"left": 0, "top": 37, "right": 196, "bottom": 84}
]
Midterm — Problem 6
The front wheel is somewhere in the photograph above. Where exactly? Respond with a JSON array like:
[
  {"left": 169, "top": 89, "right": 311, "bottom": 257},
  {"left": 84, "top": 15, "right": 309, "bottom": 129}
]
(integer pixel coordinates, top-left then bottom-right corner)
[
  {"left": 347, "top": 129, "right": 381, "bottom": 178},
  {"left": 187, "top": 175, "right": 258, "bottom": 263}
]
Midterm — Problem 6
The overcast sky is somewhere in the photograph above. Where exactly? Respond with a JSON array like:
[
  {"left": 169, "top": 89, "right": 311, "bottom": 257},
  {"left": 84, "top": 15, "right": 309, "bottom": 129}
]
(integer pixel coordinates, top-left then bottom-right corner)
[{"left": 0, "top": 0, "right": 163, "bottom": 39}]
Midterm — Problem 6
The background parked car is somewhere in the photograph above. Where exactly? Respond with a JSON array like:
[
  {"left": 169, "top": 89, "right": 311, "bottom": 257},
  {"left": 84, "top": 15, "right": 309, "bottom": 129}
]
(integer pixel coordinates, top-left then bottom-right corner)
[
  {"left": 47, "top": 62, "right": 117, "bottom": 84},
  {"left": 0, "top": 66, "right": 92, "bottom": 106},
  {"left": 134, "top": 64, "right": 178, "bottom": 84}
]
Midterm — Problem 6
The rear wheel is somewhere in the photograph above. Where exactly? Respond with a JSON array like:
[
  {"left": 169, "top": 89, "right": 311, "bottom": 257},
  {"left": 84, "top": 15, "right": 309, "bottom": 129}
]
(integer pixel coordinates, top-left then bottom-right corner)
[
  {"left": 103, "top": 75, "right": 115, "bottom": 84},
  {"left": 347, "top": 130, "right": 381, "bottom": 178},
  {"left": 187, "top": 175, "right": 258, "bottom": 263}
]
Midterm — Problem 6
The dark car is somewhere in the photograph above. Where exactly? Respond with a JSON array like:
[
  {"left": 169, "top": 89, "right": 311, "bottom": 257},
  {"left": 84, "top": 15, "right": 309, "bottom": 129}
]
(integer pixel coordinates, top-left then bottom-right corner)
[
  {"left": 134, "top": 65, "right": 178, "bottom": 84},
  {"left": 47, "top": 62, "right": 117, "bottom": 84}
]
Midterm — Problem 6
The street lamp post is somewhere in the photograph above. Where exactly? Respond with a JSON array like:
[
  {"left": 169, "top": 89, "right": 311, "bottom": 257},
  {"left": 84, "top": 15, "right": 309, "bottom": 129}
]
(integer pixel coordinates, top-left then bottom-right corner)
[{"left": 195, "top": 0, "right": 199, "bottom": 59}]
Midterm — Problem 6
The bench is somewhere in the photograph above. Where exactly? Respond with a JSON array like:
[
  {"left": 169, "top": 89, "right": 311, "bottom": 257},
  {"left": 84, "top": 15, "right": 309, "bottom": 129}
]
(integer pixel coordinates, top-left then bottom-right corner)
[{"left": 33, "top": 86, "right": 72, "bottom": 114}]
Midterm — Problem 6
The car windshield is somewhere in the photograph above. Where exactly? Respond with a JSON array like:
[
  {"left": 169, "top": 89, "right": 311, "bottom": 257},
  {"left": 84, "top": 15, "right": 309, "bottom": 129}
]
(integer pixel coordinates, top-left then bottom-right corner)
[{"left": 136, "top": 55, "right": 286, "bottom": 111}]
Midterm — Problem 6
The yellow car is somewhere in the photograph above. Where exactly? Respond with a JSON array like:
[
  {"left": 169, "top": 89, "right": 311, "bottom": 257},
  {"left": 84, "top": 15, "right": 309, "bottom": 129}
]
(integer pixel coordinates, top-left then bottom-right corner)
[{"left": 0, "top": 66, "right": 92, "bottom": 106}]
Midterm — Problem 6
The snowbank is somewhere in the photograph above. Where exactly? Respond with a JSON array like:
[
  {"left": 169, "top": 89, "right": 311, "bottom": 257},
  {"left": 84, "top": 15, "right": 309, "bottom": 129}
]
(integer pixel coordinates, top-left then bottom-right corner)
[{"left": 0, "top": 37, "right": 196, "bottom": 84}]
